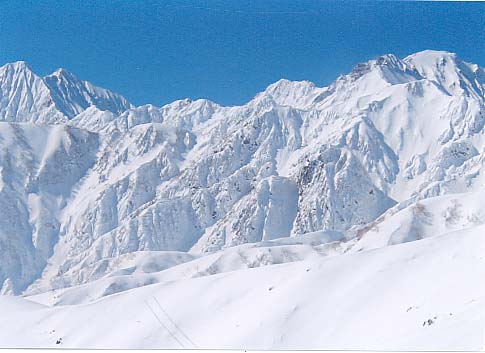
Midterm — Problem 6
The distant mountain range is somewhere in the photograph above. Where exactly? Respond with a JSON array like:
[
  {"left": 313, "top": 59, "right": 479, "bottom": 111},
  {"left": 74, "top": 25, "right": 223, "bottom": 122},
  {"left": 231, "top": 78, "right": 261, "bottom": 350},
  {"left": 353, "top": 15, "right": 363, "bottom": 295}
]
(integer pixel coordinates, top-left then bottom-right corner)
[{"left": 1, "top": 50, "right": 485, "bottom": 296}]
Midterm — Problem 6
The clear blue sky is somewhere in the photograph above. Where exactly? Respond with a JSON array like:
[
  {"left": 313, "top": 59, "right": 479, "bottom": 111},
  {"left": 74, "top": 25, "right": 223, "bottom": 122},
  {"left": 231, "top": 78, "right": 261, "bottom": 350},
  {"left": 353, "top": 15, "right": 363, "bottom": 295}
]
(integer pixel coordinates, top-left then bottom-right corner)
[{"left": 1, "top": 0, "right": 484, "bottom": 106}]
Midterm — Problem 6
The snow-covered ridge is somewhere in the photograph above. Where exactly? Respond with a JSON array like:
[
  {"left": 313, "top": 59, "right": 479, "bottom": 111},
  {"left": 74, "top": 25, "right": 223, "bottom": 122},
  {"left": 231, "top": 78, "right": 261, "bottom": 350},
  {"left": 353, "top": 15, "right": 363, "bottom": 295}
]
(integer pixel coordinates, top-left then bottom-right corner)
[{"left": 1, "top": 50, "right": 485, "bottom": 297}]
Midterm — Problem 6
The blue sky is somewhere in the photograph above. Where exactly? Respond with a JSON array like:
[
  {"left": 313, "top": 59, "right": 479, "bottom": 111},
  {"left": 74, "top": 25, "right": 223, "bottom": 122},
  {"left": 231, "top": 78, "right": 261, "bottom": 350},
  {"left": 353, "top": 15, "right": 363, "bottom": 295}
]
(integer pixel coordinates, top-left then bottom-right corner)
[{"left": 0, "top": 1, "right": 484, "bottom": 106}]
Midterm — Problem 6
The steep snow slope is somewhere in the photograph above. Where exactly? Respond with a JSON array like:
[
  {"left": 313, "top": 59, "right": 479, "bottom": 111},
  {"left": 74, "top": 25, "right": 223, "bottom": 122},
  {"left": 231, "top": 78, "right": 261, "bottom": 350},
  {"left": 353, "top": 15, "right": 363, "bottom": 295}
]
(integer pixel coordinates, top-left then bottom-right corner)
[
  {"left": 0, "top": 122, "right": 99, "bottom": 294},
  {"left": 2, "top": 50, "right": 485, "bottom": 294},
  {"left": 3, "top": 227, "right": 484, "bottom": 350}
]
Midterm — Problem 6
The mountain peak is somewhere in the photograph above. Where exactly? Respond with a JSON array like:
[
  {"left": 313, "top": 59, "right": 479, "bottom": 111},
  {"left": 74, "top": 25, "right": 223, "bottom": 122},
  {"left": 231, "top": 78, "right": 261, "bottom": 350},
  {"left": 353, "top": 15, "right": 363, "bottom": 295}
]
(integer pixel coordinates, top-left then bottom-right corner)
[
  {"left": 265, "top": 78, "right": 316, "bottom": 93},
  {"left": 373, "top": 53, "right": 401, "bottom": 65},
  {"left": 256, "top": 79, "right": 321, "bottom": 109},
  {"left": 352, "top": 53, "right": 404, "bottom": 70},
  {"left": 4, "top": 60, "right": 30, "bottom": 69},
  {"left": 47, "top": 67, "right": 79, "bottom": 81},
  {"left": 43, "top": 69, "right": 133, "bottom": 118},
  {"left": 0, "top": 60, "right": 132, "bottom": 122},
  {"left": 0, "top": 61, "right": 35, "bottom": 75},
  {"left": 404, "top": 50, "right": 485, "bottom": 97},
  {"left": 403, "top": 50, "right": 457, "bottom": 72},
  {"left": 405, "top": 49, "right": 457, "bottom": 63},
  {"left": 341, "top": 53, "right": 420, "bottom": 89}
]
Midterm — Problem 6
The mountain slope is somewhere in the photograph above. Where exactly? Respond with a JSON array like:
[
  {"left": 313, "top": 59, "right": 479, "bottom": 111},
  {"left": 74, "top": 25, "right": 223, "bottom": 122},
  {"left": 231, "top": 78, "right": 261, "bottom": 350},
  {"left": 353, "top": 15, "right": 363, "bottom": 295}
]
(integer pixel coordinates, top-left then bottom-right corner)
[
  {"left": 0, "top": 123, "right": 99, "bottom": 294},
  {"left": 3, "top": 226, "right": 484, "bottom": 350},
  {"left": 26, "top": 188, "right": 485, "bottom": 306}
]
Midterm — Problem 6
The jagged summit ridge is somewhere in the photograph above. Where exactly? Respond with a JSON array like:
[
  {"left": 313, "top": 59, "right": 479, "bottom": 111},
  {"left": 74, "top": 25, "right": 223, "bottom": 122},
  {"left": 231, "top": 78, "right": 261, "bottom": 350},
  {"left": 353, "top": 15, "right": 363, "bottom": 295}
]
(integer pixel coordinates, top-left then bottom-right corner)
[
  {"left": 44, "top": 67, "right": 133, "bottom": 118},
  {"left": 0, "top": 61, "right": 132, "bottom": 123}
]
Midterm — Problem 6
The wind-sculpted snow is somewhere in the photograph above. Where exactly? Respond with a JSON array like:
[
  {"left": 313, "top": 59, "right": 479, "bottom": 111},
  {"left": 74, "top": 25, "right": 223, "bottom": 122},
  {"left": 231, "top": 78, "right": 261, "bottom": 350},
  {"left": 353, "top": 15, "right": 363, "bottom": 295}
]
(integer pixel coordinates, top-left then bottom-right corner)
[{"left": 1, "top": 50, "right": 485, "bottom": 295}]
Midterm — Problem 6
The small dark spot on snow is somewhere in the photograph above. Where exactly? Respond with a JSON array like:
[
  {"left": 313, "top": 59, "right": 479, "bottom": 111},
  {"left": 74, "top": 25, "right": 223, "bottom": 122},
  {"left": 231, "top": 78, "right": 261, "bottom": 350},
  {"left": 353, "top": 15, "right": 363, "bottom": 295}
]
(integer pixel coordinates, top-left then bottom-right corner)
[
  {"left": 56, "top": 338, "right": 62, "bottom": 345},
  {"left": 306, "top": 268, "right": 310, "bottom": 272},
  {"left": 268, "top": 286, "right": 274, "bottom": 291},
  {"left": 422, "top": 318, "right": 435, "bottom": 327}
]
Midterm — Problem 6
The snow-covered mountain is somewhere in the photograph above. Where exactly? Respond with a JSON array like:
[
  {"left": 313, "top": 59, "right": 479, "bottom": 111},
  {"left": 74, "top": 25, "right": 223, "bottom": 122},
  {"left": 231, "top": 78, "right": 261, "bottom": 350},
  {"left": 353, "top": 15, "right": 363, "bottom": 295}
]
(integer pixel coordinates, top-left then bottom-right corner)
[
  {"left": 0, "top": 61, "right": 132, "bottom": 124},
  {"left": 1, "top": 50, "right": 485, "bottom": 349}
]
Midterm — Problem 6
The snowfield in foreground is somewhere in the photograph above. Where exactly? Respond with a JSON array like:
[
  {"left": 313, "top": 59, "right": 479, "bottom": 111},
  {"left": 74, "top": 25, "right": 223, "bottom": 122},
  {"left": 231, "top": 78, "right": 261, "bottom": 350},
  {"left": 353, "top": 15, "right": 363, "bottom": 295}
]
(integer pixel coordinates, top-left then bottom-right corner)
[{"left": 1, "top": 226, "right": 484, "bottom": 350}]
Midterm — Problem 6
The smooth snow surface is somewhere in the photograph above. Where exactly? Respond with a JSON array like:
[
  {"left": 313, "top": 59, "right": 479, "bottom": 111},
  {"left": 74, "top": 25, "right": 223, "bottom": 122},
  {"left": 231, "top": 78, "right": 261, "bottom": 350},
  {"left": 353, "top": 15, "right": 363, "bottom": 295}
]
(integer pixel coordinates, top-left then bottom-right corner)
[{"left": 2, "top": 228, "right": 484, "bottom": 350}]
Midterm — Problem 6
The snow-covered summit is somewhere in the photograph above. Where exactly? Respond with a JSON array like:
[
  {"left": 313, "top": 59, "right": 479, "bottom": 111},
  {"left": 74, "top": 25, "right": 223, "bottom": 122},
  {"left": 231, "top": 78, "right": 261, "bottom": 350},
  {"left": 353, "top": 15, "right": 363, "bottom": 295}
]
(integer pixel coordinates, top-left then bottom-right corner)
[
  {"left": 0, "top": 61, "right": 66, "bottom": 124},
  {"left": 257, "top": 79, "right": 321, "bottom": 108},
  {"left": 405, "top": 50, "right": 485, "bottom": 98},
  {"left": 0, "top": 61, "right": 132, "bottom": 124},
  {"left": 44, "top": 67, "right": 133, "bottom": 117}
]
